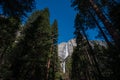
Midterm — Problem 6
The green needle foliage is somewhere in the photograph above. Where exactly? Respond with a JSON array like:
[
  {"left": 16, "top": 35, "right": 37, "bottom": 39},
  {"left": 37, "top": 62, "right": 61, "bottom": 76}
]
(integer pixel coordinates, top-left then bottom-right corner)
[
  {"left": 1, "top": 8, "right": 52, "bottom": 80},
  {"left": 0, "top": 0, "right": 35, "bottom": 18},
  {"left": 48, "top": 19, "right": 61, "bottom": 80},
  {"left": 0, "top": 17, "right": 20, "bottom": 80},
  {"left": 0, "top": 17, "right": 20, "bottom": 63},
  {"left": 71, "top": 0, "right": 120, "bottom": 80},
  {"left": 71, "top": 0, "right": 120, "bottom": 48}
]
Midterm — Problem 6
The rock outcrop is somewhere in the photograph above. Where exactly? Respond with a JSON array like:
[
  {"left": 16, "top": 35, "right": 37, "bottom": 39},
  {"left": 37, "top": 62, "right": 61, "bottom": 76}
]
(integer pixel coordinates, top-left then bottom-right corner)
[
  {"left": 58, "top": 39, "right": 76, "bottom": 61},
  {"left": 58, "top": 38, "right": 106, "bottom": 61},
  {"left": 58, "top": 38, "right": 106, "bottom": 73}
]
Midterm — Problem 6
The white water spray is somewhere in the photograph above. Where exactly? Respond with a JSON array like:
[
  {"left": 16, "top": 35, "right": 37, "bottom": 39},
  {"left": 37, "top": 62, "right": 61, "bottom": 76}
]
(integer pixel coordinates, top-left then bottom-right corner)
[{"left": 62, "top": 43, "right": 69, "bottom": 73}]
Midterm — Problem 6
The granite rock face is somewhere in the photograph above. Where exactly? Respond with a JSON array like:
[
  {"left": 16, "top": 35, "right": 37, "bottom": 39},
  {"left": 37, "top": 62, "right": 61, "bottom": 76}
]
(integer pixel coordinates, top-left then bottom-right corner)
[
  {"left": 58, "top": 38, "right": 106, "bottom": 73},
  {"left": 58, "top": 38, "right": 106, "bottom": 61},
  {"left": 58, "top": 39, "right": 76, "bottom": 61}
]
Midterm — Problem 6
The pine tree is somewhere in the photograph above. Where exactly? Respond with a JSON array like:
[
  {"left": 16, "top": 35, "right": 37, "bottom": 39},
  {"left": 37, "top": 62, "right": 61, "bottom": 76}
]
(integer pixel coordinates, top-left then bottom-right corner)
[
  {"left": 48, "top": 20, "right": 61, "bottom": 80},
  {"left": 1, "top": 8, "right": 52, "bottom": 80},
  {"left": 71, "top": 13, "right": 106, "bottom": 80},
  {"left": 71, "top": 13, "right": 92, "bottom": 80},
  {"left": 0, "top": 1, "right": 34, "bottom": 79},
  {"left": 71, "top": 0, "right": 120, "bottom": 48},
  {"left": 0, "top": 17, "right": 20, "bottom": 80},
  {"left": 71, "top": 1, "right": 120, "bottom": 79},
  {"left": 109, "top": 3, "right": 120, "bottom": 35},
  {"left": 0, "top": 17, "right": 20, "bottom": 64},
  {"left": 89, "top": 0, "right": 120, "bottom": 48},
  {"left": 0, "top": 0, "right": 35, "bottom": 18},
  {"left": 93, "top": 43, "right": 113, "bottom": 80}
]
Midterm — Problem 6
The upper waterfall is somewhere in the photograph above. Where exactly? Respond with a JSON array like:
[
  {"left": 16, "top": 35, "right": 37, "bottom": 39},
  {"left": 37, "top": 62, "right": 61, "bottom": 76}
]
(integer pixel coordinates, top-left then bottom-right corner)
[
  {"left": 58, "top": 39, "right": 76, "bottom": 61},
  {"left": 64, "top": 43, "right": 69, "bottom": 59}
]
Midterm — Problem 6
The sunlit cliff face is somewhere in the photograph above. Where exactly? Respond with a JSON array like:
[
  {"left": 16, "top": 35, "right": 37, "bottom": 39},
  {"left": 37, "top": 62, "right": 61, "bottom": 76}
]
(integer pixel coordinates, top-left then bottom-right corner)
[
  {"left": 58, "top": 38, "right": 107, "bottom": 73},
  {"left": 58, "top": 38, "right": 106, "bottom": 61},
  {"left": 58, "top": 39, "right": 76, "bottom": 73},
  {"left": 58, "top": 38, "right": 76, "bottom": 61}
]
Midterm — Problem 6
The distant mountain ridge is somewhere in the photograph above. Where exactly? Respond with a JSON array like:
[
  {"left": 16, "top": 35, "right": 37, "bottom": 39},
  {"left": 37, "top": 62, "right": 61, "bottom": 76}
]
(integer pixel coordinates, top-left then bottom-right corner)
[
  {"left": 58, "top": 38, "right": 106, "bottom": 61},
  {"left": 58, "top": 38, "right": 107, "bottom": 73}
]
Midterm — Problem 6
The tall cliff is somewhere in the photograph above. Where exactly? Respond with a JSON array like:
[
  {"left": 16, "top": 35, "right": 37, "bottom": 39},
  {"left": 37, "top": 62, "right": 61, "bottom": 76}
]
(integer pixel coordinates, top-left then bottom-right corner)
[
  {"left": 58, "top": 39, "right": 76, "bottom": 61},
  {"left": 58, "top": 38, "right": 107, "bottom": 73},
  {"left": 58, "top": 38, "right": 106, "bottom": 61}
]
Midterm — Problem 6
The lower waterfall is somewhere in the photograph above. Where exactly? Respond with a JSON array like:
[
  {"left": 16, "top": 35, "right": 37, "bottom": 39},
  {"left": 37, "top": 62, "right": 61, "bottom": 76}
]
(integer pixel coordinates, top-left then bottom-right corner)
[{"left": 62, "top": 43, "right": 69, "bottom": 73}]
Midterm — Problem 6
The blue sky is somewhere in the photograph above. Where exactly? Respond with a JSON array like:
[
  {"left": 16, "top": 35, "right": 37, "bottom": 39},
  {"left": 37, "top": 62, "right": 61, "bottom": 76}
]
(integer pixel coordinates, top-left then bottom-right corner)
[
  {"left": 33, "top": 0, "right": 76, "bottom": 43},
  {"left": 1, "top": 0, "right": 118, "bottom": 43},
  {"left": 31, "top": 0, "right": 98, "bottom": 43}
]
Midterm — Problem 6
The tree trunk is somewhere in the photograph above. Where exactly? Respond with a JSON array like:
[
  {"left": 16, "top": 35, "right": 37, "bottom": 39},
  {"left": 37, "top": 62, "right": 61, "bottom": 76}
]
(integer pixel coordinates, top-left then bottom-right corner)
[
  {"left": 89, "top": 0, "right": 120, "bottom": 48},
  {"left": 46, "top": 44, "right": 53, "bottom": 80},
  {"left": 46, "top": 59, "right": 51, "bottom": 80},
  {"left": 0, "top": 48, "right": 7, "bottom": 64},
  {"left": 82, "top": 28, "right": 103, "bottom": 80},
  {"left": 84, "top": 47, "right": 96, "bottom": 80},
  {"left": 88, "top": 10, "right": 113, "bottom": 48}
]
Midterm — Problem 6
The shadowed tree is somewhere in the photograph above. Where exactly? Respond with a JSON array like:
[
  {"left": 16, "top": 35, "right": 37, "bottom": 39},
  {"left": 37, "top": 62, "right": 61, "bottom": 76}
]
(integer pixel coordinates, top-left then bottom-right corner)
[
  {"left": 0, "top": 0, "right": 35, "bottom": 18},
  {"left": 71, "top": 0, "right": 120, "bottom": 49},
  {"left": 71, "top": 0, "right": 120, "bottom": 79},
  {"left": 71, "top": 13, "right": 95, "bottom": 80},
  {"left": 48, "top": 20, "right": 61, "bottom": 80},
  {"left": 0, "top": 8, "right": 52, "bottom": 80},
  {"left": 109, "top": 3, "right": 120, "bottom": 33},
  {"left": 0, "top": 1, "right": 35, "bottom": 79},
  {"left": 0, "top": 17, "right": 20, "bottom": 64}
]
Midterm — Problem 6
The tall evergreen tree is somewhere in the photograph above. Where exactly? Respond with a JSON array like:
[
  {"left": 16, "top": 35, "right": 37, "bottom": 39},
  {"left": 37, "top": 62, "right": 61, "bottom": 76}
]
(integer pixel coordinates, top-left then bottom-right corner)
[
  {"left": 0, "top": 17, "right": 20, "bottom": 63},
  {"left": 71, "top": 0, "right": 120, "bottom": 48},
  {"left": 0, "top": 17, "right": 20, "bottom": 80},
  {"left": 48, "top": 20, "right": 61, "bottom": 80},
  {"left": 108, "top": 3, "right": 120, "bottom": 80},
  {"left": 0, "top": 0, "right": 35, "bottom": 18},
  {"left": 0, "top": 1, "right": 34, "bottom": 79},
  {"left": 1, "top": 8, "right": 52, "bottom": 80},
  {"left": 89, "top": 0, "right": 120, "bottom": 48},
  {"left": 109, "top": 3, "right": 120, "bottom": 33},
  {"left": 71, "top": 1, "right": 120, "bottom": 79},
  {"left": 71, "top": 13, "right": 107, "bottom": 80},
  {"left": 71, "top": 13, "right": 93, "bottom": 80}
]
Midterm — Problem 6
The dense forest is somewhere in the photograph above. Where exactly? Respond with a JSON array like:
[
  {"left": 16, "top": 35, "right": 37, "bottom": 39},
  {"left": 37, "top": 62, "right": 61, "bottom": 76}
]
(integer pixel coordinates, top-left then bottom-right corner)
[{"left": 0, "top": 0, "right": 120, "bottom": 80}]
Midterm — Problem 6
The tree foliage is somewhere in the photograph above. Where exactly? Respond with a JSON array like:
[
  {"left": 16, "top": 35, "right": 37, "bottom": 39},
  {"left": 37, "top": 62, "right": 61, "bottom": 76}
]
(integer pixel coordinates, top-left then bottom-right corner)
[
  {"left": 71, "top": 0, "right": 120, "bottom": 80},
  {"left": 0, "top": 8, "right": 53, "bottom": 80},
  {"left": 48, "top": 20, "right": 61, "bottom": 80},
  {"left": 0, "top": 16, "right": 20, "bottom": 67},
  {"left": 0, "top": 0, "right": 35, "bottom": 18},
  {"left": 71, "top": 0, "right": 120, "bottom": 48}
]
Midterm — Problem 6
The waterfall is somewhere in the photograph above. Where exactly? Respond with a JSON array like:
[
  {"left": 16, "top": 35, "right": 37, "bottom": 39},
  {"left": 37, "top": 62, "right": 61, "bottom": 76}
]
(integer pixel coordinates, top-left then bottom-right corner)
[
  {"left": 62, "top": 43, "right": 69, "bottom": 73},
  {"left": 65, "top": 43, "right": 69, "bottom": 59},
  {"left": 63, "top": 61, "right": 65, "bottom": 73}
]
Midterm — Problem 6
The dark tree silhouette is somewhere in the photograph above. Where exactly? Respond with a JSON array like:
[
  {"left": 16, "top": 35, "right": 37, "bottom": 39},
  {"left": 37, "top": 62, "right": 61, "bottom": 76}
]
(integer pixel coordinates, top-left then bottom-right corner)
[{"left": 0, "top": 0, "right": 35, "bottom": 18}]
